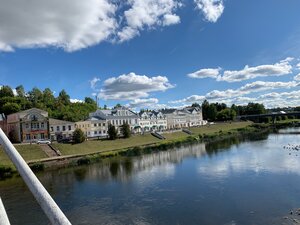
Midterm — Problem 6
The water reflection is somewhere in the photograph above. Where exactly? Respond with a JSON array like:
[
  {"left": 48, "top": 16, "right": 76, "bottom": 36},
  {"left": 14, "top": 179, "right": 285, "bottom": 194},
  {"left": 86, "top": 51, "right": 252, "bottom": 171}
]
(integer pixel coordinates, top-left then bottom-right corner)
[{"left": 2, "top": 129, "right": 300, "bottom": 225}]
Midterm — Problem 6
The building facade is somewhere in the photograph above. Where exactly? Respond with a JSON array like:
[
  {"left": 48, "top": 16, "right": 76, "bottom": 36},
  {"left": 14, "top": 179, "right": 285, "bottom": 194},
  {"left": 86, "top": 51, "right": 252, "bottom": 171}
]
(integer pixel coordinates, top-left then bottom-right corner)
[
  {"left": 7, "top": 108, "right": 49, "bottom": 143},
  {"left": 138, "top": 111, "right": 167, "bottom": 132},
  {"left": 89, "top": 107, "right": 139, "bottom": 133},
  {"left": 162, "top": 107, "right": 206, "bottom": 129},
  {"left": 49, "top": 118, "right": 75, "bottom": 141}
]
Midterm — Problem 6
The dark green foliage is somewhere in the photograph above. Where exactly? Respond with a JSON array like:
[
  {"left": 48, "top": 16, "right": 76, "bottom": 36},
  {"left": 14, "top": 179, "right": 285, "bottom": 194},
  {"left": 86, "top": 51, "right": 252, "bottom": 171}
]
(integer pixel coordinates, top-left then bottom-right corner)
[
  {"left": 73, "top": 128, "right": 85, "bottom": 143},
  {"left": 2, "top": 102, "right": 20, "bottom": 115},
  {"left": 8, "top": 129, "right": 19, "bottom": 143},
  {"left": 0, "top": 86, "right": 14, "bottom": 97},
  {"left": 77, "top": 157, "right": 91, "bottom": 165},
  {"left": 121, "top": 123, "right": 131, "bottom": 138},
  {"left": 216, "top": 108, "right": 236, "bottom": 121},
  {"left": 108, "top": 124, "right": 118, "bottom": 140},
  {"left": 0, "top": 85, "right": 97, "bottom": 121},
  {"left": 0, "top": 166, "right": 13, "bottom": 179},
  {"left": 29, "top": 163, "right": 45, "bottom": 172}
]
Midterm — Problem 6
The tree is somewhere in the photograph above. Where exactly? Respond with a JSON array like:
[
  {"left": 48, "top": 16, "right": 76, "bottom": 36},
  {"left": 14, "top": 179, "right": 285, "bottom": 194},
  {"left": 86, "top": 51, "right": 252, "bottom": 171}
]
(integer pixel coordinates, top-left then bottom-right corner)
[
  {"left": 43, "top": 88, "right": 55, "bottom": 109},
  {"left": 103, "top": 104, "right": 108, "bottom": 110},
  {"left": 216, "top": 109, "right": 236, "bottom": 121},
  {"left": 201, "top": 100, "right": 210, "bottom": 120},
  {"left": 57, "top": 89, "right": 70, "bottom": 105},
  {"left": 2, "top": 102, "right": 21, "bottom": 115},
  {"left": 73, "top": 128, "right": 85, "bottom": 143},
  {"left": 16, "top": 85, "right": 25, "bottom": 97},
  {"left": 207, "top": 104, "right": 217, "bottom": 121},
  {"left": 114, "top": 103, "right": 122, "bottom": 108},
  {"left": 121, "top": 123, "right": 131, "bottom": 138},
  {"left": 8, "top": 129, "right": 19, "bottom": 143},
  {"left": 191, "top": 102, "right": 201, "bottom": 108},
  {"left": 28, "top": 87, "right": 43, "bottom": 107},
  {"left": 108, "top": 124, "right": 117, "bottom": 140},
  {"left": 0, "top": 86, "right": 14, "bottom": 98},
  {"left": 84, "top": 97, "right": 96, "bottom": 105}
]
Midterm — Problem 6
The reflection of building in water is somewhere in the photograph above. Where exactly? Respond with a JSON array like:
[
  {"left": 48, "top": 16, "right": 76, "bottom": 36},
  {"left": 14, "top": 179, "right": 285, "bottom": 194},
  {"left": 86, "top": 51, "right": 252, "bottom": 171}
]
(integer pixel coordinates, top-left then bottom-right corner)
[{"left": 84, "top": 143, "right": 207, "bottom": 182}]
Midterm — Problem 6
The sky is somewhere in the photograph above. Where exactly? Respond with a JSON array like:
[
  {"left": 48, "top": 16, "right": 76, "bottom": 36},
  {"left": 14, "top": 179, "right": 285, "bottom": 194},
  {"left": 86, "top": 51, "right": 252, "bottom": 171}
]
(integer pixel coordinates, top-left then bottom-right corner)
[{"left": 1, "top": 0, "right": 300, "bottom": 109}]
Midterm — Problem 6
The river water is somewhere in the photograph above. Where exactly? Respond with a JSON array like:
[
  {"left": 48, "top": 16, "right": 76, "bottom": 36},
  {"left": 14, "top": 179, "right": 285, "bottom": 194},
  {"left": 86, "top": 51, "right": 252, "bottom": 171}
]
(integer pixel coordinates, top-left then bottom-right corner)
[{"left": 1, "top": 128, "right": 300, "bottom": 225}]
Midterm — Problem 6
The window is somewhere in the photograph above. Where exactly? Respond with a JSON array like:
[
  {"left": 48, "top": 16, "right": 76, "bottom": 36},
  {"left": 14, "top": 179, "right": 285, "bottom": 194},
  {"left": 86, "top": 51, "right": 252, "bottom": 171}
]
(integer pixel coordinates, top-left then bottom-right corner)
[
  {"left": 94, "top": 123, "right": 97, "bottom": 127},
  {"left": 41, "top": 122, "right": 44, "bottom": 128},
  {"left": 37, "top": 123, "right": 39, "bottom": 129},
  {"left": 103, "top": 123, "right": 105, "bottom": 126},
  {"left": 94, "top": 131, "right": 97, "bottom": 134},
  {"left": 26, "top": 134, "right": 31, "bottom": 140},
  {"left": 63, "top": 126, "right": 66, "bottom": 131},
  {"left": 98, "top": 123, "right": 101, "bottom": 126},
  {"left": 68, "top": 125, "right": 71, "bottom": 130},
  {"left": 41, "top": 133, "right": 45, "bottom": 139},
  {"left": 50, "top": 127, "right": 54, "bottom": 132},
  {"left": 57, "top": 126, "right": 60, "bottom": 131},
  {"left": 25, "top": 123, "right": 29, "bottom": 129}
]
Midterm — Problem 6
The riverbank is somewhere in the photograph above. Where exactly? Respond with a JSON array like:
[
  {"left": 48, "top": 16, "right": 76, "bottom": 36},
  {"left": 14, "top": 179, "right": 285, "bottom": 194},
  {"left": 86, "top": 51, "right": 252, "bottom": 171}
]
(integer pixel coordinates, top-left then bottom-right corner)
[{"left": 1, "top": 120, "right": 299, "bottom": 178}]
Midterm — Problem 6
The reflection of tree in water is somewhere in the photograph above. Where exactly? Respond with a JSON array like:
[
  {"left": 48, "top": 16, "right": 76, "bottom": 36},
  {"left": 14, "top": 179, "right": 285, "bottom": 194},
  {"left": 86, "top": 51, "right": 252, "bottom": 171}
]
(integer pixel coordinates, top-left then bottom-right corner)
[
  {"left": 109, "top": 161, "right": 120, "bottom": 178},
  {"left": 74, "top": 167, "right": 88, "bottom": 182},
  {"left": 205, "top": 132, "right": 269, "bottom": 156},
  {"left": 123, "top": 159, "right": 133, "bottom": 175}
]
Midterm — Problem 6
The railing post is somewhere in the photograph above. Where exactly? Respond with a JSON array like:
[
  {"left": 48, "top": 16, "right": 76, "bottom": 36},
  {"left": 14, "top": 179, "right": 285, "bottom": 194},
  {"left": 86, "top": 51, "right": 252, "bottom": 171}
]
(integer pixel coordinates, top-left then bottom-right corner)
[
  {"left": 0, "top": 197, "right": 10, "bottom": 225},
  {"left": 0, "top": 128, "right": 72, "bottom": 225}
]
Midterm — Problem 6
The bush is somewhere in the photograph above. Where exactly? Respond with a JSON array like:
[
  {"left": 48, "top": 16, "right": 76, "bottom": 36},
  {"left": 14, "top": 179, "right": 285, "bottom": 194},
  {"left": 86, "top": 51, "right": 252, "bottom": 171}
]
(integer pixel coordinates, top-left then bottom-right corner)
[
  {"left": 121, "top": 123, "right": 131, "bottom": 138},
  {"left": 73, "top": 128, "right": 85, "bottom": 143},
  {"left": 108, "top": 124, "right": 118, "bottom": 140},
  {"left": 29, "top": 163, "right": 44, "bottom": 172},
  {"left": 77, "top": 157, "right": 91, "bottom": 165}
]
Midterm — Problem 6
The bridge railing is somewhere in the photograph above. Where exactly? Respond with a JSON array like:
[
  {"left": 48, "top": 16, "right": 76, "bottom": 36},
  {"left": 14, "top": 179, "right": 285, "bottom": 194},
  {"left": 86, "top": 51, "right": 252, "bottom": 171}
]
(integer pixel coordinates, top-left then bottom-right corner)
[{"left": 0, "top": 128, "right": 72, "bottom": 225}]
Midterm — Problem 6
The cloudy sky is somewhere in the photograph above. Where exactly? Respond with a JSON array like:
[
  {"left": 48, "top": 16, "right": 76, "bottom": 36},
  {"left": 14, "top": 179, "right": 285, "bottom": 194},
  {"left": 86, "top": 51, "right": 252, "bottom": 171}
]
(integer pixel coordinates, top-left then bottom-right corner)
[{"left": 1, "top": 0, "right": 300, "bottom": 109}]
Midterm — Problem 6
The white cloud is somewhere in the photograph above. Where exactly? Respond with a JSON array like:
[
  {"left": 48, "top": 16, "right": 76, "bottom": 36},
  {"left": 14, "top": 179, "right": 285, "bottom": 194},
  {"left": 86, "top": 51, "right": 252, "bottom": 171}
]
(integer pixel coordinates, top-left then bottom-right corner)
[
  {"left": 127, "top": 98, "right": 159, "bottom": 108},
  {"left": 296, "top": 63, "right": 300, "bottom": 70},
  {"left": 220, "top": 58, "right": 293, "bottom": 82},
  {"left": 187, "top": 68, "right": 221, "bottom": 79},
  {"left": 194, "top": 0, "right": 224, "bottom": 23},
  {"left": 0, "top": 0, "right": 117, "bottom": 52},
  {"left": 117, "top": 0, "right": 182, "bottom": 42},
  {"left": 70, "top": 98, "right": 84, "bottom": 103},
  {"left": 99, "top": 72, "right": 174, "bottom": 100},
  {"left": 188, "top": 58, "right": 294, "bottom": 82},
  {"left": 294, "top": 73, "right": 300, "bottom": 81},
  {"left": 169, "top": 80, "right": 299, "bottom": 105},
  {"left": 90, "top": 77, "right": 101, "bottom": 90}
]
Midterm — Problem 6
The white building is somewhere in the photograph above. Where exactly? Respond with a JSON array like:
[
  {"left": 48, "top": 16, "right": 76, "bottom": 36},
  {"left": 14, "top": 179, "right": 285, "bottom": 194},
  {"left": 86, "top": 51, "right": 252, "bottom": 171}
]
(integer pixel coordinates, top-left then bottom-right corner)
[
  {"left": 161, "top": 107, "right": 206, "bottom": 129},
  {"left": 89, "top": 107, "right": 139, "bottom": 133},
  {"left": 138, "top": 111, "right": 167, "bottom": 132},
  {"left": 49, "top": 118, "right": 75, "bottom": 141}
]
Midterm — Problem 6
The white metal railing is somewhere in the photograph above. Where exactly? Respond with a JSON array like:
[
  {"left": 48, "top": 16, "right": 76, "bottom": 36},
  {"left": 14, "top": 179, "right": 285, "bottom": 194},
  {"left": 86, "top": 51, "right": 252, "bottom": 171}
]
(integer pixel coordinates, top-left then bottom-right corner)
[
  {"left": 0, "top": 197, "right": 10, "bottom": 225},
  {"left": 0, "top": 128, "right": 72, "bottom": 225}
]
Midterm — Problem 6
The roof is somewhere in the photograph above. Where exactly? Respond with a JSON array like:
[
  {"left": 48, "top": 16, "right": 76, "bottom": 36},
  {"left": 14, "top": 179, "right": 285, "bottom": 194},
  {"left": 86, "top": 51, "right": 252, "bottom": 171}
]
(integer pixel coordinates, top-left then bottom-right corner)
[{"left": 49, "top": 118, "right": 74, "bottom": 125}]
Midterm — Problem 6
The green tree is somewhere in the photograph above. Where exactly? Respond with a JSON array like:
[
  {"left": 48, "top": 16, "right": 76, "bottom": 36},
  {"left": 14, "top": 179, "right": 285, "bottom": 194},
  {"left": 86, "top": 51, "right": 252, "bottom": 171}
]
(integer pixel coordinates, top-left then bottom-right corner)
[
  {"left": 28, "top": 87, "right": 43, "bottom": 107},
  {"left": 73, "top": 128, "right": 85, "bottom": 143},
  {"left": 84, "top": 97, "right": 96, "bottom": 105},
  {"left": 0, "top": 86, "right": 14, "bottom": 98},
  {"left": 16, "top": 85, "right": 25, "bottom": 97},
  {"left": 57, "top": 89, "right": 70, "bottom": 105},
  {"left": 207, "top": 104, "right": 217, "bottom": 121},
  {"left": 121, "top": 123, "right": 131, "bottom": 138},
  {"left": 2, "top": 102, "right": 21, "bottom": 115},
  {"left": 114, "top": 103, "right": 122, "bottom": 108},
  {"left": 8, "top": 129, "right": 19, "bottom": 143},
  {"left": 108, "top": 124, "right": 117, "bottom": 140},
  {"left": 201, "top": 100, "right": 210, "bottom": 120},
  {"left": 43, "top": 88, "right": 55, "bottom": 109},
  {"left": 216, "top": 108, "right": 236, "bottom": 121}
]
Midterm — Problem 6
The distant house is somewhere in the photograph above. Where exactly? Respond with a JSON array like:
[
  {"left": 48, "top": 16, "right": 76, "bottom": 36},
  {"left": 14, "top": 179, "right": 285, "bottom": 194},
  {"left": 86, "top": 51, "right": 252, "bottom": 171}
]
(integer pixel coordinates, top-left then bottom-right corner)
[
  {"left": 161, "top": 107, "right": 206, "bottom": 129},
  {"left": 49, "top": 118, "right": 75, "bottom": 141},
  {"left": 75, "top": 120, "right": 92, "bottom": 138},
  {"left": 6, "top": 108, "right": 49, "bottom": 143},
  {"left": 89, "top": 107, "right": 139, "bottom": 133},
  {"left": 138, "top": 111, "right": 167, "bottom": 132}
]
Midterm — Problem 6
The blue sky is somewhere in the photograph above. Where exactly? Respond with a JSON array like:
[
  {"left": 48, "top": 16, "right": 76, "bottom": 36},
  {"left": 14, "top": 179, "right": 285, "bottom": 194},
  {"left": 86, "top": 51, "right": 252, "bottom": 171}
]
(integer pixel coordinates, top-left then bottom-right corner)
[{"left": 1, "top": 0, "right": 300, "bottom": 109}]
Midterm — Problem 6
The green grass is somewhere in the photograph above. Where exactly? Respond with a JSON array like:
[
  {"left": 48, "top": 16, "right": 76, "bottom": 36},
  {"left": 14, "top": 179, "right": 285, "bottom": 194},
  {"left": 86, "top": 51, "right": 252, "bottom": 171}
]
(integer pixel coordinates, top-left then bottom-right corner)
[
  {"left": 0, "top": 144, "right": 48, "bottom": 167},
  {"left": 54, "top": 121, "right": 252, "bottom": 157}
]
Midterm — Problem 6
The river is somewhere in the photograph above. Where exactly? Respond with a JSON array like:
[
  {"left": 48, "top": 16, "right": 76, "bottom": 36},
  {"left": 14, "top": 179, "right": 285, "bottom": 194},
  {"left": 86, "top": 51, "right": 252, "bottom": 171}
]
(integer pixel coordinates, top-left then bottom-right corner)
[{"left": 1, "top": 128, "right": 300, "bottom": 225}]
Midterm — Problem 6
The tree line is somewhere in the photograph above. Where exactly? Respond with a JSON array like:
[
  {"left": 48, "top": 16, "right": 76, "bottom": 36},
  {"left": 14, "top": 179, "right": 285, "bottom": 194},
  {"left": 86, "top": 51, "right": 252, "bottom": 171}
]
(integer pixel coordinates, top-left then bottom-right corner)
[{"left": 0, "top": 85, "right": 97, "bottom": 122}]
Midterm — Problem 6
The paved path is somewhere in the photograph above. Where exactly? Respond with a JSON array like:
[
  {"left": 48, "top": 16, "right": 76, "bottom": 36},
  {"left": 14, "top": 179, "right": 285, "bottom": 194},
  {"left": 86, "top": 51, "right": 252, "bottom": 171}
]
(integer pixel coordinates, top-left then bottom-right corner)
[{"left": 39, "top": 144, "right": 58, "bottom": 157}]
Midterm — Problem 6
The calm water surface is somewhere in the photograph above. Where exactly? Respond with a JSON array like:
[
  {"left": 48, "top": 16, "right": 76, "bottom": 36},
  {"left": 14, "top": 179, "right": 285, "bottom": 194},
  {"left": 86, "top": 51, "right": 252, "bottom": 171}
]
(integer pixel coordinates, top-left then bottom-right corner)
[{"left": 1, "top": 128, "right": 300, "bottom": 225}]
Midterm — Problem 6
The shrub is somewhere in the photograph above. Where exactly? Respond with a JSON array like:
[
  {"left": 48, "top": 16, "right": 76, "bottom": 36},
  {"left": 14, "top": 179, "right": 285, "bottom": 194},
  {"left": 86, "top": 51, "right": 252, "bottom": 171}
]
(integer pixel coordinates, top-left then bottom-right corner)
[
  {"left": 108, "top": 124, "right": 118, "bottom": 140},
  {"left": 121, "top": 123, "right": 131, "bottom": 138},
  {"left": 73, "top": 128, "right": 85, "bottom": 143}
]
